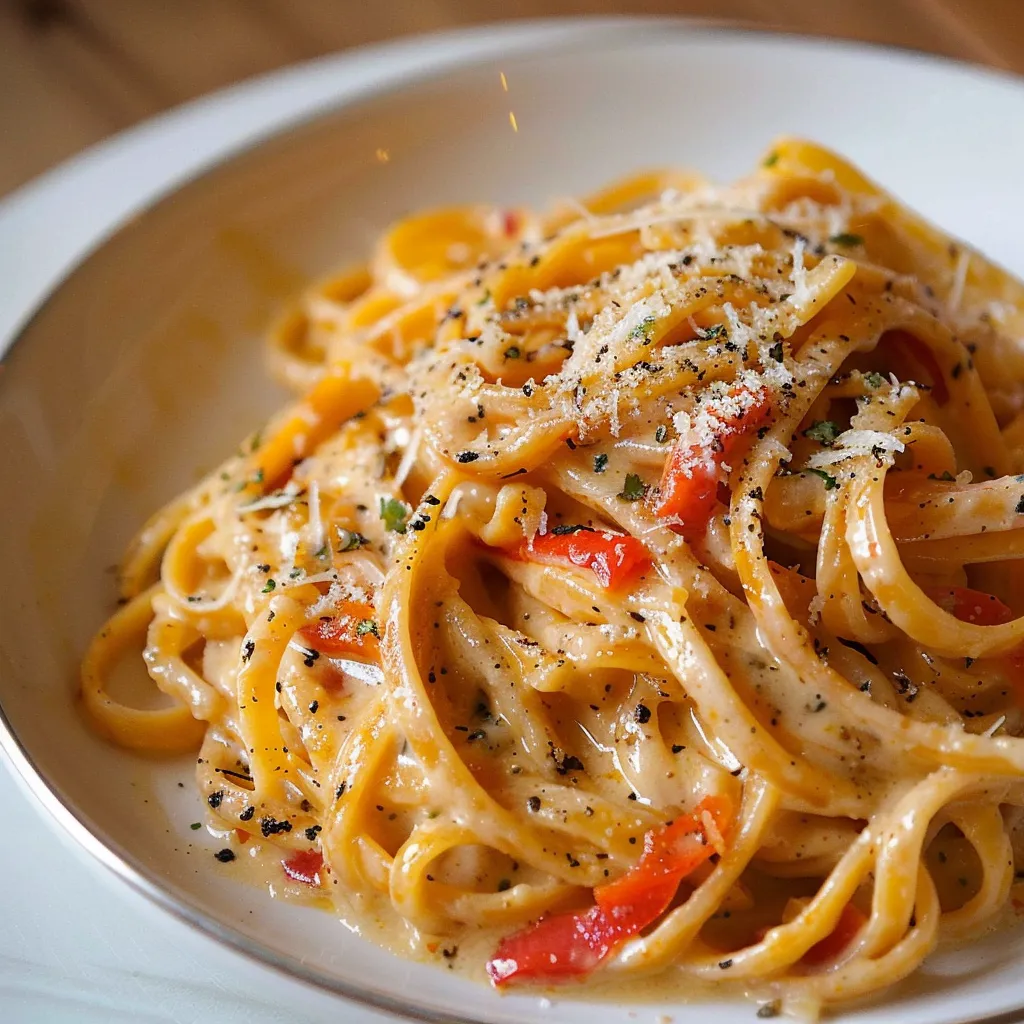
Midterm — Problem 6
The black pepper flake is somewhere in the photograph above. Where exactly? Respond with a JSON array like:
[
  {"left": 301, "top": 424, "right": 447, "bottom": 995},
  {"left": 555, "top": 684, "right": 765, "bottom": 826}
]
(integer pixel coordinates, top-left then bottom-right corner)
[
  {"left": 241, "top": 640, "right": 255, "bottom": 663},
  {"left": 757, "top": 1003, "right": 781, "bottom": 1019},
  {"left": 456, "top": 451, "right": 480, "bottom": 463},
  {"left": 239, "top": 806, "right": 255, "bottom": 821},
  {"left": 335, "top": 782, "right": 347, "bottom": 800},
  {"left": 260, "top": 816, "right": 293, "bottom": 837},
  {"left": 214, "top": 848, "right": 236, "bottom": 863},
  {"left": 305, "top": 824, "right": 323, "bottom": 841},
  {"left": 302, "top": 647, "right": 320, "bottom": 668},
  {"left": 634, "top": 703, "right": 652, "bottom": 724},
  {"left": 526, "top": 795, "right": 541, "bottom": 812},
  {"left": 718, "top": 959, "right": 733, "bottom": 969},
  {"left": 207, "top": 790, "right": 224, "bottom": 809},
  {"left": 629, "top": 611, "right": 646, "bottom": 623},
  {"left": 671, "top": 744, "right": 685, "bottom": 753},
  {"left": 308, "top": 699, "right": 319, "bottom": 714}
]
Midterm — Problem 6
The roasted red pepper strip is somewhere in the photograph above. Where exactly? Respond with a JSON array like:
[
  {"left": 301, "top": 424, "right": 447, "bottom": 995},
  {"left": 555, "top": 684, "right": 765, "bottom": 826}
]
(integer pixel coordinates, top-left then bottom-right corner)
[
  {"left": 487, "top": 796, "right": 731, "bottom": 986},
  {"left": 925, "top": 585, "right": 1024, "bottom": 679},
  {"left": 283, "top": 850, "right": 324, "bottom": 885},
  {"left": 654, "top": 383, "right": 772, "bottom": 537},
  {"left": 924, "top": 585, "right": 1014, "bottom": 626},
  {"left": 298, "top": 600, "right": 381, "bottom": 659},
  {"left": 802, "top": 903, "right": 867, "bottom": 965},
  {"left": 516, "top": 529, "right": 650, "bottom": 589}
]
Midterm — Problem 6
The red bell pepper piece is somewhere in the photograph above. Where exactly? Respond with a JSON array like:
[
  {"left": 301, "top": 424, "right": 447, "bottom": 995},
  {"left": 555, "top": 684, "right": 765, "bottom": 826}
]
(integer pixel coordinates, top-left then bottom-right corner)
[
  {"left": 654, "top": 383, "right": 772, "bottom": 537},
  {"left": 517, "top": 528, "right": 650, "bottom": 589},
  {"left": 283, "top": 849, "right": 324, "bottom": 885},
  {"left": 298, "top": 600, "right": 381, "bottom": 659},
  {"left": 802, "top": 903, "right": 867, "bottom": 965},
  {"left": 925, "top": 586, "right": 1014, "bottom": 626},
  {"left": 487, "top": 795, "right": 731, "bottom": 986}
]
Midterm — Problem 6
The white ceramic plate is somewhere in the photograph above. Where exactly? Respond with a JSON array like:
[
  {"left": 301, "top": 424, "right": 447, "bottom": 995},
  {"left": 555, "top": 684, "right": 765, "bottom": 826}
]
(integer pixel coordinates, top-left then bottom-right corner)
[{"left": 4, "top": 18, "right": 1024, "bottom": 1024}]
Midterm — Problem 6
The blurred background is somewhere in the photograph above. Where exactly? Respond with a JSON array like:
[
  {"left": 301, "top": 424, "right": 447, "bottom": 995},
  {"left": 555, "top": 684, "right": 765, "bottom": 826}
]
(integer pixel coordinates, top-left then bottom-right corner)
[{"left": 1, "top": 0, "right": 1020, "bottom": 199}]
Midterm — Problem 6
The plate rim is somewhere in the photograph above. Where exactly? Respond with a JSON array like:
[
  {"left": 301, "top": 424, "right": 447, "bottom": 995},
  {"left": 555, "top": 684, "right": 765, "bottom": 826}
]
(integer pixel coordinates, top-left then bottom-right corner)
[{"left": 4, "top": 16, "right": 1024, "bottom": 1024}]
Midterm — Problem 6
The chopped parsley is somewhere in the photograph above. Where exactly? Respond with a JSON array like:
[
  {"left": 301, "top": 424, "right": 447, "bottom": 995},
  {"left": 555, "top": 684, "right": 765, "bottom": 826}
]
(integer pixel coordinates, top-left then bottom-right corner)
[
  {"left": 864, "top": 371, "right": 885, "bottom": 388},
  {"left": 356, "top": 619, "right": 380, "bottom": 638},
  {"left": 697, "top": 323, "right": 726, "bottom": 341},
  {"left": 261, "top": 579, "right": 276, "bottom": 593},
  {"left": 655, "top": 424, "right": 668, "bottom": 443},
  {"left": 380, "top": 497, "right": 410, "bottom": 533},
  {"left": 190, "top": 822, "right": 202, "bottom": 831},
  {"left": 829, "top": 232, "right": 864, "bottom": 247},
  {"left": 551, "top": 524, "right": 595, "bottom": 536},
  {"left": 504, "top": 345, "right": 521, "bottom": 359},
  {"left": 803, "top": 420, "right": 838, "bottom": 445},
  {"left": 476, "top": 288, "right": 491, "bottom": 306},
  {"left": 928, "top": 470, "right": 956, "bottom": 482},
  {"left": 763, "top": 152, "right": 779, "bottom": 168},
  {"left": 628, "top": 315, "right": 657, "bottom": 343},
  {"left": 593, "top": 453, "right": 608, "bottom": 473},
  {"left": 807, "top": 468, "right": 838, "bottom": 490},
  {"left": 618, "top": 473, "right": 648, "bottom": 501}
]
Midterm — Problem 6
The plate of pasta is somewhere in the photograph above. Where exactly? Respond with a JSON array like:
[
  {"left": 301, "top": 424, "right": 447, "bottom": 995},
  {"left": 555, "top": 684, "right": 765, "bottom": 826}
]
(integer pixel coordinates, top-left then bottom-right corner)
[{"left": 5, "top": 19, "right": 1024, "bottom": 1024}]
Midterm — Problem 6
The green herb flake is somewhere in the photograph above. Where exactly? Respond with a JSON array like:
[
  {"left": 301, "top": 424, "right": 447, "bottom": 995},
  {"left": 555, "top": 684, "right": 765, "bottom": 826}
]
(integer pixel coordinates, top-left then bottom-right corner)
[
  {"left": 864, "top": 371, "right": 885, "bottom": 389},
  {"left": 803, "top": 420, "right": 838, "bottom": 446},
  {"left": 762, "top": 152, "right": 779, "bottom": 168},
  {"left": 593, "top": 453, "right": 608, "bottom": 474},
  {"left": 476, "top": 288, "right": 491, "bottom": 306},
  {"left": 380, "top": 497, "right": 410, "bottom": 534},
  {"left": 628, "top": 315, "right": 657, "bottom": 343},
  {"left": 261, "top": 579, "right": 277, "bottom": 593},
  {"left": 928, "top": 470, "right": 956, "bottom": 482},
  {"left": 618, "top": 473, "right": 648, "bottom": 501},
  {"left": 697, "top": 323, "right": 726, "bottom": 341},
  {"left": 829, "top": 232, "right": 864, "bottom": 247},
  {"left": 807, "top": 468, "right": 838, "bottom": 491},
  {"left": 655, "top": 424, "right": 668, "bottom": 443},
  {"left": 504, "top": 345, "right": 521, "bottom": 359},
  {"left": 338, "top": 530, "right": 368, "bottom": 551},
  {"left": 356, "top": 619, "right": 380, "bottom": 638},
  {"left": 190, "top": 822, "right": 202, "bottom": 831}
]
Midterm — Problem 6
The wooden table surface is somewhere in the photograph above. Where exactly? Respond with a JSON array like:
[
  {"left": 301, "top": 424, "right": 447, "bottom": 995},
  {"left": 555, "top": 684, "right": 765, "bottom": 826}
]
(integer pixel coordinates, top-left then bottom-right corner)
[{"left": 2, "top": 0, "right": 1021, "bottom": 199}]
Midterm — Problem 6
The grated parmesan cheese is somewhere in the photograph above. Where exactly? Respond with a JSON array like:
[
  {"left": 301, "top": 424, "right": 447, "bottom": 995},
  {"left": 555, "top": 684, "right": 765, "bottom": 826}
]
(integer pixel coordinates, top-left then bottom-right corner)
[{"left": 806, "top": 429, "right": 905, "bottom": 468}]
